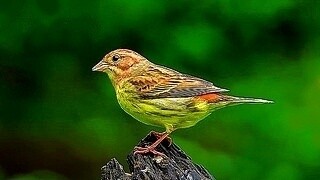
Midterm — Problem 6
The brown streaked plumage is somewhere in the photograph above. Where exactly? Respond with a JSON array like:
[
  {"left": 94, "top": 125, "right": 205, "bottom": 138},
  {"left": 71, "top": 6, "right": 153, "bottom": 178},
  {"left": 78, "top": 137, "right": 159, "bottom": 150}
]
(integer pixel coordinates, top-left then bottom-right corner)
[{"left": 129, "top": 65, "right": 228, "bottom": 99}]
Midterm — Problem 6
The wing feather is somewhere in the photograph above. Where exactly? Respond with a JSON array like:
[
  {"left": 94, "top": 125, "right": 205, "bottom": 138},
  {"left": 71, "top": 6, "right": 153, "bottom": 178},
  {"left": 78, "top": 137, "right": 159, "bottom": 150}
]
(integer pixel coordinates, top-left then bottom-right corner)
[{"left": 129, "top": 65, "right": 228, "bottom": 99}]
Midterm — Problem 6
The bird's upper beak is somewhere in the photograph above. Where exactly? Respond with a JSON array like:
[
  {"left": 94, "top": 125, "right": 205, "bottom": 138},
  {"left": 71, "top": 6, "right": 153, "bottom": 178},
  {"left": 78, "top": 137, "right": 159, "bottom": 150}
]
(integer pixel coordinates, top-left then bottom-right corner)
[{"left": 92, "top": 60, "right": 108, "bottom": 72}]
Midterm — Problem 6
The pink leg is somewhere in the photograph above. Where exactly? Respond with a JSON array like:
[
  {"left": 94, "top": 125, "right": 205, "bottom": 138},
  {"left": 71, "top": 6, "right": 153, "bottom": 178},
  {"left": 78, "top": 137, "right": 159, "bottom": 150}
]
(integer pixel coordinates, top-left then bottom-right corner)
[
  {"left": 134, "top": 132, "right": 170, "bottom": 156},
  {"left": 150, "top": 131, "right": 172, "bottom": 146}
]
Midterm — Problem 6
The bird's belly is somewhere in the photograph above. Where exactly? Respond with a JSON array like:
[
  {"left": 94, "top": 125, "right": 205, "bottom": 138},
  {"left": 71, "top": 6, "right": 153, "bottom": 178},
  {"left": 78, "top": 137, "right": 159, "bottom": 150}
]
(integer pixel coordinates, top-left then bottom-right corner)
[{"left": 117, "top": 95, "right": 212, "bottom": 130}]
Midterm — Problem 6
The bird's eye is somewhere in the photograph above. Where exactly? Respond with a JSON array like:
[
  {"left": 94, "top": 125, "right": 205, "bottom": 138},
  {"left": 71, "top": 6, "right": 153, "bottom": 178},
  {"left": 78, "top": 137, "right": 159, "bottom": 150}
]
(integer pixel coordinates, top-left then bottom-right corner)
[{"left": 112, "top": 54, "right": 120, "bottom": 62}]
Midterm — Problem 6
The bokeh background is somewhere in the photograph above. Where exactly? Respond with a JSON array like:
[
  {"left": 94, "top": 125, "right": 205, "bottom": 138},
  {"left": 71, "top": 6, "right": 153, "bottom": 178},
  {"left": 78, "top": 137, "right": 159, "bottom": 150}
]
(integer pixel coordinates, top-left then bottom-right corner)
[{"left": 1, "top": 0, "right": 320, "bottom": 179}]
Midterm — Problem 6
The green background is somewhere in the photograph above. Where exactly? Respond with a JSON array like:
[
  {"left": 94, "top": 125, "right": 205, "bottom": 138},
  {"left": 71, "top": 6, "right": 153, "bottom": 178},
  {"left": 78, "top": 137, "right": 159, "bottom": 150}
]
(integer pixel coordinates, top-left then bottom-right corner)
[{"left": 1, "top": 0, "right": 320, "bottom": 179}]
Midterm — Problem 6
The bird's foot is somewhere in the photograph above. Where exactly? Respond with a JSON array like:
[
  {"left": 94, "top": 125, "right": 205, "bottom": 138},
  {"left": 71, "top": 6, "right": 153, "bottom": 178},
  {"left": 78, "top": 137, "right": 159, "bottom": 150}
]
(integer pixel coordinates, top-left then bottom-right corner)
[
  {"left": 133, "top": 131, "right": 170, "bottom": 156},
  {"left": 150, "top": 131, "right": 172, "bottom": 146},
  {"left": 133, "top": 146, "right": 165, "bottom": 156}
]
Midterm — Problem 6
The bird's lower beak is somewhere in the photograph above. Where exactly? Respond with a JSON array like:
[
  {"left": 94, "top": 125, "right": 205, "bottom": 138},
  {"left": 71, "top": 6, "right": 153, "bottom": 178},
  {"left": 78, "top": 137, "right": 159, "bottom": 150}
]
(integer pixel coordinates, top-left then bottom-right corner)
[{"left": 92, "top": 61, "right": 108, "bottom": 72}]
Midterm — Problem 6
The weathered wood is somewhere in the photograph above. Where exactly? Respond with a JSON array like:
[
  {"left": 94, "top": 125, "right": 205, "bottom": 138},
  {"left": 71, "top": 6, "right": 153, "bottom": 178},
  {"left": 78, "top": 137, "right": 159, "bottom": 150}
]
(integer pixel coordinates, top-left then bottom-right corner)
[
  {"left": 101, "top": 133, "right": 215, "bottom": 180},
  {"left": 101, "top": 158, "right": 131, "bottom": 180}
]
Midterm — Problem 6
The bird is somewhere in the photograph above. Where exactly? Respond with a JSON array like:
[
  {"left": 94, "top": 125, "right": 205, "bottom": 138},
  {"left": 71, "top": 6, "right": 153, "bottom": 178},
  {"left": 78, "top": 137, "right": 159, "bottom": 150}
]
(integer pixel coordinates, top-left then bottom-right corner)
[{"left": 92, "top": 49, "right": 272, "bottom": 156}]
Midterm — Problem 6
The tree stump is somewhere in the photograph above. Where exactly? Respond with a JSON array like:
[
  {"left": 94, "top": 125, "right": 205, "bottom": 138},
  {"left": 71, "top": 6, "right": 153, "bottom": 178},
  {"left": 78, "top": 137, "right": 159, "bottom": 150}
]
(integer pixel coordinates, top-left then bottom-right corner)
[{"left": 101, "top": 133, "right": 215, "bottom": 180}]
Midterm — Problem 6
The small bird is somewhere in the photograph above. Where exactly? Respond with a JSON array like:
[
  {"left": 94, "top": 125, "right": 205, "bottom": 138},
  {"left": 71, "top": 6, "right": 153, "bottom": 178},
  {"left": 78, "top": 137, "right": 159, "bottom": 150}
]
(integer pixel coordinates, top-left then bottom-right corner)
[{"left": 92, "top": 49, "right": 272, "bottom": 156}]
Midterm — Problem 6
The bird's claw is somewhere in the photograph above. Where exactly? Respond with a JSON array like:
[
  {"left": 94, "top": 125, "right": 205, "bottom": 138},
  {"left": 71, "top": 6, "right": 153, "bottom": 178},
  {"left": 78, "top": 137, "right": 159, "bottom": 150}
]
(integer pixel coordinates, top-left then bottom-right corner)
[{"left": 134, "top": 146, "right": 165, "bottom": 156}]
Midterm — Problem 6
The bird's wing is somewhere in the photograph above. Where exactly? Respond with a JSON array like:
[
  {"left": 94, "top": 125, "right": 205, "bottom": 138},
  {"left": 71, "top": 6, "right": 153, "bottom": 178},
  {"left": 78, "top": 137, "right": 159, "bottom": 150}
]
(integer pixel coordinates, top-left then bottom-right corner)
[{"left": 129, "top": 65, "right": 228, "bottom": 99}]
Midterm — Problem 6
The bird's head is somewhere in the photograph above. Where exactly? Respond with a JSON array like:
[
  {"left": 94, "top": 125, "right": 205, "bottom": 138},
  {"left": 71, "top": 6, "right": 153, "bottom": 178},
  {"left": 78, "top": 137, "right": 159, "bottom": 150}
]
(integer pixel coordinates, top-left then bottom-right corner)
[{"left": 92, "top": 49, "right": 149, "bottom": 80}]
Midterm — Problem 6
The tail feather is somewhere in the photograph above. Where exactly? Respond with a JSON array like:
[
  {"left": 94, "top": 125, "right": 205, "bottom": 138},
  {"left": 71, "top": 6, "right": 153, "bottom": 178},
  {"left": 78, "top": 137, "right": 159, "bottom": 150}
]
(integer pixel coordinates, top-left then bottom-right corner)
[
  {"left": 222, "top": 95, "right": 273, "bottom": 104},
  {"left": 207, "top": 94, "right": 273, "bottom": 111}
]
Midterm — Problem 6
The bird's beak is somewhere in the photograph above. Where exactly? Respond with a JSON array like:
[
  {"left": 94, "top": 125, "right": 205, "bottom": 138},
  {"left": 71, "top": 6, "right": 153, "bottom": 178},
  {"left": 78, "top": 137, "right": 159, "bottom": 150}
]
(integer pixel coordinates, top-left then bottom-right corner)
[{"left": 92, "top": 60, "right": 108, "bottom": 72}]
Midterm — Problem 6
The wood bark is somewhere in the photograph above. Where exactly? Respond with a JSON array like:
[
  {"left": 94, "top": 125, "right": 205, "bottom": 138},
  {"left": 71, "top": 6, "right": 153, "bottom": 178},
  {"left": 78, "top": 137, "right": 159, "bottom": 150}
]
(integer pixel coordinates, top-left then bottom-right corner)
[{"left": 101, "top": 133, "right": 215, "bottom": 180}]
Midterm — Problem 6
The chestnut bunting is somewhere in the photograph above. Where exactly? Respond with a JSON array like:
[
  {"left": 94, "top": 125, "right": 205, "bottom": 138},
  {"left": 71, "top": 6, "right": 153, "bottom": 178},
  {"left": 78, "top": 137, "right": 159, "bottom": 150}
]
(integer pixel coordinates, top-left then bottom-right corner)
[{"left": 92, "top": 49, "right": 272, "bottom": 156}]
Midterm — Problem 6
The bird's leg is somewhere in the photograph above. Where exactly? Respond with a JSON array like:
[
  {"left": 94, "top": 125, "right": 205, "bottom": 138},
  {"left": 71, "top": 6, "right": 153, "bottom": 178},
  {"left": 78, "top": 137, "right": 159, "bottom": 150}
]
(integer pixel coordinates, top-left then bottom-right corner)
[
  {"left": 134, "top": 132, "right": 170, "bottom": 156},
  {"left": 150, "top": 131, "right": 172, "bottom": 146}
]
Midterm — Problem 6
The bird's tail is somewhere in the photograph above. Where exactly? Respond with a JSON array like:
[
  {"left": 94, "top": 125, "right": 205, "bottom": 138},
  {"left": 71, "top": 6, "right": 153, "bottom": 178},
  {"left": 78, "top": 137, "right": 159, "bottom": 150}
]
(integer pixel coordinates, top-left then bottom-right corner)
[
  {"left": 208, "top": 95, "right": 273, "bottom": 111},
  {"left": 222, "top": 95, "right": 273, "bottom": 104}
]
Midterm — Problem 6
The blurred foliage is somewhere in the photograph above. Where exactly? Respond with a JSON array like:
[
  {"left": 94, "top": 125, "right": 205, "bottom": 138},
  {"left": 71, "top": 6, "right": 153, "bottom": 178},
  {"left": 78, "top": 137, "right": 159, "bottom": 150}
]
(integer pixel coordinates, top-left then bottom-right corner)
[{"left": 1, "top": 0, "right": 320, "bottom": 179}]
